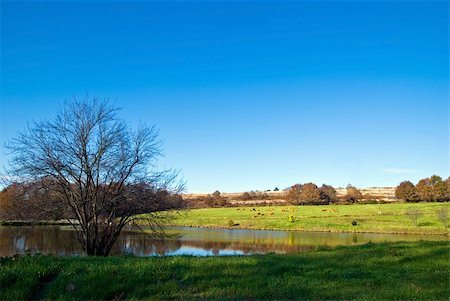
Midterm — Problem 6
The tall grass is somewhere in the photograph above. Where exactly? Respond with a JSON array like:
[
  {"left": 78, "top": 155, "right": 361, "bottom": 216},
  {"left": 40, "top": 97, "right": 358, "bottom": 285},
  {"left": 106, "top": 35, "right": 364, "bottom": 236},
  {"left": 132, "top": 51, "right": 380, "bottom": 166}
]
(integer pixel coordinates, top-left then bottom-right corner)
[{"left": 1, "top": 241, "right": 448, "bottom": 300}]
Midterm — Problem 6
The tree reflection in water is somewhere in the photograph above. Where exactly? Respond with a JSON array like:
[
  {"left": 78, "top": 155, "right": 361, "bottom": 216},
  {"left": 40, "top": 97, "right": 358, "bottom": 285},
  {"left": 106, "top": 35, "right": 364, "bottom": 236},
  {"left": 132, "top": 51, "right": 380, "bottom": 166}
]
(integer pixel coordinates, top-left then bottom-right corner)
[{"left": 0, "top": 226, "right": 447, "bottom": 257}]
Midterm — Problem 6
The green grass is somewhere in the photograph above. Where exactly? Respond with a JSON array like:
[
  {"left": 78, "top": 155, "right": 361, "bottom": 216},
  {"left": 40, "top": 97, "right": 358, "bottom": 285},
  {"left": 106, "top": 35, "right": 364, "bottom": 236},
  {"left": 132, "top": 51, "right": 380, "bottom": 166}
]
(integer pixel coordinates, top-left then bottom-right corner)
[
  {"left": 0, "top": 241, "right": 448, "bottom": 300},
  {"left": 164, "top": 203, "right": 450, "bottom": 235}
]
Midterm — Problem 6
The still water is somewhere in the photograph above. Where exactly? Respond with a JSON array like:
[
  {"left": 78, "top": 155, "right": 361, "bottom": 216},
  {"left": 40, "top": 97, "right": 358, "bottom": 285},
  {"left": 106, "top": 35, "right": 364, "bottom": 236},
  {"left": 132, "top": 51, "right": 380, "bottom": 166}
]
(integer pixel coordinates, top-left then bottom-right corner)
[{"left": 0, "top": 226, "right": 447, "bottom": 257}]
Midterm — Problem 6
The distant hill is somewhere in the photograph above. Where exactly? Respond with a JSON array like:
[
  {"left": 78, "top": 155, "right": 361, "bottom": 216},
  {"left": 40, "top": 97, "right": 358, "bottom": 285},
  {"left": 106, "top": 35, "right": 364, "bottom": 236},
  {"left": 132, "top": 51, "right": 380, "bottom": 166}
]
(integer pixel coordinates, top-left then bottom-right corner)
[{"left": 183, "top": 187, "right": 396, "bottom": 204}]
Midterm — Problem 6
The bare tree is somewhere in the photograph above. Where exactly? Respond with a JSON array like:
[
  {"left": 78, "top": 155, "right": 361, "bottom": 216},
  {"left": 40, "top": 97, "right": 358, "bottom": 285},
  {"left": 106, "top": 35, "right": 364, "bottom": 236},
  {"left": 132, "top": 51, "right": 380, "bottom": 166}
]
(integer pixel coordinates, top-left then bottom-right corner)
[
  {"left": 5, "top": 98, "right": 183, "bottom": 256},
  {"left": 405, "top": 207, "right": 423, "bottom": 226},
  {"left": 436, "top": 208, "right": 448, "bottom": 228}
]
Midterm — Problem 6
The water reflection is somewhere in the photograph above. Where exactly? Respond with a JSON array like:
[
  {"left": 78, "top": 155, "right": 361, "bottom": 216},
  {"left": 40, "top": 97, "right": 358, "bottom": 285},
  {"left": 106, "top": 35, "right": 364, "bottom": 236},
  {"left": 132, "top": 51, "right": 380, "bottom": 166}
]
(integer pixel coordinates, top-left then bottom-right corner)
[{"left": 0, "top": 226, "right": 447, "bottom": 257}]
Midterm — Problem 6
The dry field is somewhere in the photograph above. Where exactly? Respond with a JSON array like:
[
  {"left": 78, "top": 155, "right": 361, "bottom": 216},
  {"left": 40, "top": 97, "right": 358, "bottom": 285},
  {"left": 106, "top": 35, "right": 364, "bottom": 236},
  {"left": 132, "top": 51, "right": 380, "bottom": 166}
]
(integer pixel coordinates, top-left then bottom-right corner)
[{"left": 183, "top": 187, "right": 396, "bottom": 204}]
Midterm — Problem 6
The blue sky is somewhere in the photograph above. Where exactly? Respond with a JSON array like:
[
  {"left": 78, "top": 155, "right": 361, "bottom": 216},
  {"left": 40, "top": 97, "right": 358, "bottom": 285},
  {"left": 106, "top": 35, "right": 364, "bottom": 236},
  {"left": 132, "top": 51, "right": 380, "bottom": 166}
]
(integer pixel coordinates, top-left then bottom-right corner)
[{"left": 1, "top": 1, "right": 448, "bottom": 192}]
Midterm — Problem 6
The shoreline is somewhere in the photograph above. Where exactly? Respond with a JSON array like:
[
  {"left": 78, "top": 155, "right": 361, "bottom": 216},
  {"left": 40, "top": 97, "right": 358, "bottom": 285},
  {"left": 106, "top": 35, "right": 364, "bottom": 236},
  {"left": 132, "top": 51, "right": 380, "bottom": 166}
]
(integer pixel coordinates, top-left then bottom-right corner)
[
  {"left": 2, "top": 202, "right": 449, "bottom": 236},
  {"left": 2, "top": 220, "right": 448, "bottom": 237},
  {"left": 165, "top": 224, "right": 450, "bottom": 236}
]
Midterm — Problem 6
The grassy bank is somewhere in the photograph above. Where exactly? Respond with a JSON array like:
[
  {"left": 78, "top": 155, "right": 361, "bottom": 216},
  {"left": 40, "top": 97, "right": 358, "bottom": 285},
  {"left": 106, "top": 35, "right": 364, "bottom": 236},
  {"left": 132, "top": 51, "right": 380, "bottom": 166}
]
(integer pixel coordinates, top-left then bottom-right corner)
[
  {"left": 0, "top": 220, "right": 73, "bottom": 226},
  {"left": 165, "top": 203, "right": 450, "bottom": 235},
  {"left": 0, "top": 241, "right": 448, "bottom": 300}
]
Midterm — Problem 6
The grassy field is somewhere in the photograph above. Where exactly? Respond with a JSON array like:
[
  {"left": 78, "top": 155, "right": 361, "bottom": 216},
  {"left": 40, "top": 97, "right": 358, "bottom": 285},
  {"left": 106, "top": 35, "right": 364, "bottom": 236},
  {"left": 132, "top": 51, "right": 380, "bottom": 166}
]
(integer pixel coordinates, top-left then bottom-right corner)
[
  {"left": 0, "top": 241, "right": 448, "bottom": 300},
  {"left": 165, "top": 202, "right": 450, "bottom": 235}
]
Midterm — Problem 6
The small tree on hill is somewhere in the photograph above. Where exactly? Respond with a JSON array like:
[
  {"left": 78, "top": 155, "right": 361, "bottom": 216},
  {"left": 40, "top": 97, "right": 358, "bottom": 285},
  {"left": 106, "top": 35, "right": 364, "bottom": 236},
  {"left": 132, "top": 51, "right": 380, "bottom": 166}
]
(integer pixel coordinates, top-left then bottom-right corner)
[
  {"left": 212, "top": 190, "right": 222, "bottom": 199},
  {"left": 345, "top": 185, "right": 363, "bottom": 203},
  {"left": 240, "top": 192, "right": 251, "bottom": 201},
  {"left": 320, "top": 184, "right": 337, "bottom": 203}
]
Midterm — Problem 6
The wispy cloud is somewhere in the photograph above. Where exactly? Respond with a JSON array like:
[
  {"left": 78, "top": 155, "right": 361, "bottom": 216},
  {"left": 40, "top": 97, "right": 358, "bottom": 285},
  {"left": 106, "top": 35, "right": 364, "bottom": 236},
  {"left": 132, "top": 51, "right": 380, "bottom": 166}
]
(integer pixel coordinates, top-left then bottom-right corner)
[{"left": 381, "top": 168, "right": 419, "bottom": 174}]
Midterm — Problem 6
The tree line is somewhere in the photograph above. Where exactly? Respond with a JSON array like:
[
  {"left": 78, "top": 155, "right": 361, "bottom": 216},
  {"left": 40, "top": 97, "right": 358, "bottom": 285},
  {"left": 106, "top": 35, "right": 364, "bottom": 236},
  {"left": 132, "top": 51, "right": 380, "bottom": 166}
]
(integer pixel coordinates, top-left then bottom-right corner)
[
  {"left": 285, "top": 175, "right": 449, "bottom": 205},
  {"left": 0, "top": 179, "right": 183, "bottom": 222},
  {"left": 395, "top": 175, "right": 450, "bottom": 202},
  {"left": 285, "top": 183, "right": 364, "bottom": 205}
]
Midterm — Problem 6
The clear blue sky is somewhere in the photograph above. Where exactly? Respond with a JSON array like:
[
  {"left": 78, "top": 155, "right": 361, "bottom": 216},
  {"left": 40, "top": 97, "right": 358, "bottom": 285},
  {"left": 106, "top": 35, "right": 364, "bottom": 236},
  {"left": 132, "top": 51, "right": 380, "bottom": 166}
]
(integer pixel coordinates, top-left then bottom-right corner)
[{"left": 1, "top": 1, "right": 448, "bottom": 192}]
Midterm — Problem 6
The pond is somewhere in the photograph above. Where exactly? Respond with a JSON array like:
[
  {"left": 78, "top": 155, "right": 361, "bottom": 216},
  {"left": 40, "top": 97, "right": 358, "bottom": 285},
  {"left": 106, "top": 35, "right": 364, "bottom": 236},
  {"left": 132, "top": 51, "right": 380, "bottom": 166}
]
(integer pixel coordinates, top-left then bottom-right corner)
[{"left": 0, "top": 226, "right": 447, "bottom": 257}]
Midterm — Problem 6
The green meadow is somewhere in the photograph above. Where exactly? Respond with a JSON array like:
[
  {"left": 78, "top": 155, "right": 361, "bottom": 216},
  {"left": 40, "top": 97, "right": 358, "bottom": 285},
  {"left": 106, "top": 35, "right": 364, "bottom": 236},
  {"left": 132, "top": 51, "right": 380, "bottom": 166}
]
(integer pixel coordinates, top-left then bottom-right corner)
[
  {"left": 1, "top": 241, "right": 448, "bottom": 300},
  {"left": 165, "top": 202, "right": 450, "bottom": 235}
]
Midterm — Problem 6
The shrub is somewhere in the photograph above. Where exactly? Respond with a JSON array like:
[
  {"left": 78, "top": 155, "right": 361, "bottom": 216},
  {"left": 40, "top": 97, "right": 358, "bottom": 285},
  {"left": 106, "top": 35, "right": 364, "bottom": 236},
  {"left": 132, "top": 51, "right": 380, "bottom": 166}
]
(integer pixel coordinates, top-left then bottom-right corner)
[
  {"left": 227, "top": 219, "right": 235, "bottom": 227},
  {"left": 217, "top": 199, "right": 228, "bottom": 207},
  {"left": 405, "top": 207, "right": 423, "bottom": 226},
  {"left": 259, "top": 192, "right": 269, "bottom": 199},
  {"left": 240, "top": 192, "right": 251, "bottom": 201},
  {"left": 240, "top": 191, "right": 270, "bottom": 201},
  {"left": 436, "top": 208, "right": 448, "bottom": 228},
  {"left": 344, "top": 186, "right": 363, "bottom": 203},
  {"left": 204, "top": 196, "right": 215, "bottom": 207},
  {"left": 212, "top": 190, "right": 222, "bottom": 199},
  {"left": 320, "top": 184, "right": 338, "bottom": 203}
]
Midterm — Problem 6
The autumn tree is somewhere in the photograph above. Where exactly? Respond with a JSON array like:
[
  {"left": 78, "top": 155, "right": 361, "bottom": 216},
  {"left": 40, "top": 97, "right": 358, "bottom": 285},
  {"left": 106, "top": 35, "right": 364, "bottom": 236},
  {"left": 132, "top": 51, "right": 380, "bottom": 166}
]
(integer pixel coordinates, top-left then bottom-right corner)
[
  {"left": 344, "top": 185, "right": 363, "bottom": 203},
  {"left": 299, "top": 183, "right": 322, "bottom": 204},
  {"left": 0, "top": 184, "right": 19, "bottom": 220},
  {"left": 0, "top": 179, "right": 68, "bottom": 221},
  {"left": 286, "top": 183, "right": 327, "bottom": 205},
  {"left": 446, "top": 177, "right": 450, "bottom": 200},
  {"left": 415, "top": 175, "right": 448, "bottom": 202},
  {"left": 395, "top": 181, "right": 417, "bottom": 202},
  {"left": 429, "top": 175, "right": 448, "bottom": 201},
  {"left": 320, "top": 184, "right": 337, "bottom": 203},
  {"left": 286, "top": 184, "right": 303, "bottom": 205},
  {"left": 415, "top": 178, "right": 432, "bottom": 201},
  {"left": 4, "top": 98, "right": 183, "bottom": 256}
]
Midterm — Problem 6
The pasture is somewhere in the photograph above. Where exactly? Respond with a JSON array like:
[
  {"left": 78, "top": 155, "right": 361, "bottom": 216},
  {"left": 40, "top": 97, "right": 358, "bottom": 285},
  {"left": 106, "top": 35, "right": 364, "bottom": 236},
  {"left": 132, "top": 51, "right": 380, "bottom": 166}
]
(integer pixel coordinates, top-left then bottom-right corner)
[{"left": 165, "top": 202, "right": 450, "bottom": 235}]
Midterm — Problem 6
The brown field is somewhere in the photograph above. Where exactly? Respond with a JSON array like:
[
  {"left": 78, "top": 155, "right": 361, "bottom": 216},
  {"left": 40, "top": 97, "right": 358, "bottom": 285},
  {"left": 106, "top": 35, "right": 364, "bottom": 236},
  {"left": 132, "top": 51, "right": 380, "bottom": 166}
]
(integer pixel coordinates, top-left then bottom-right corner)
[{"left": 183, "top": 187, "right": 396, "bottom": 205}]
